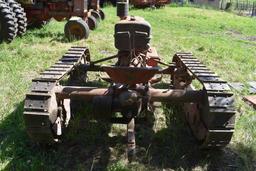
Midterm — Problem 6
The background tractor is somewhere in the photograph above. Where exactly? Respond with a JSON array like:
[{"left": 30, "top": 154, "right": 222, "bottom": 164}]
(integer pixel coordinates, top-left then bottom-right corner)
[
  {"left": 130, "top": 0, "right": 170, "bottom": 8},
  {"left": 0, "top": 0, "right": 105, "bottom": 43}
]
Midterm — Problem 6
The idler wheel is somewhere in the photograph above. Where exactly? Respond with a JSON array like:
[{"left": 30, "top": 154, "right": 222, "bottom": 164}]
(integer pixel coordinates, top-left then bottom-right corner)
[{"left": 64, "top": 17, "right": 90, "bottom": 40}]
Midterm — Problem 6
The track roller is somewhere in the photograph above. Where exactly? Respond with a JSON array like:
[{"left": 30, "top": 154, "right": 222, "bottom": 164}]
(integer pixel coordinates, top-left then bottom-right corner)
[
  {"left": 64, "top": 17, "right": 90, "bottom": 40},
  {"left": 0, "top": 0, "right": 17, "bottom": 43}
]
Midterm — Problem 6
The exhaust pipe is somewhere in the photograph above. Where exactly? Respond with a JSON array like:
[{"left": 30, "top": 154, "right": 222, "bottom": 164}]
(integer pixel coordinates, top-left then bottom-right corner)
[{"left": 117, "top": 0, "right": 129, "bottom": 20}]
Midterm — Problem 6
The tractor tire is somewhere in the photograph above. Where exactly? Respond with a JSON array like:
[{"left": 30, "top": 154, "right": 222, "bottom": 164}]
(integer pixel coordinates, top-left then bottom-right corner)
[
  {"left": 7, "top": 0, "right": 27, "bottom": 36},
  {"left": 0, "top": 0, "right": 17, "bottom": 43},
  {"left": 99, "top": 9, "right": 105, "bottom": 20},
  {"left": 64, "top": 17, "right": 90, "bottom": 40},
  {"left": 88, "top": 15, "right": 98, "bottom": 30},
  {"left": 6, "top": 0, "right": 18, "bottom": 32},
  {"left": 91, "top": 10, "right": 101, "bottom": 22}
]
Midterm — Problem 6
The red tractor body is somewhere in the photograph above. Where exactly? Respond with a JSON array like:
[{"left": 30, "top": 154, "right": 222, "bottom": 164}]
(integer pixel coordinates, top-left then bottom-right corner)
[
  {"left": 130, "top": 0, "right": 170, "bottom": 8},
  {"left": 22, "top": 0, "right": 90, "bottom": 24}
]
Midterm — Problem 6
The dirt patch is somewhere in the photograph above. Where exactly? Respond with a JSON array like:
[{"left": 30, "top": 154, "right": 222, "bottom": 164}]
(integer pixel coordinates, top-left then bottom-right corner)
[
  {"left": 225, "top": 29, "right": 243, "bottom": 37},
  {"left": 245, "top": 36, "right": 256, "bottom": 42},
  {"left": 225, "top": 30, "right": 256, "bottom": 44}
]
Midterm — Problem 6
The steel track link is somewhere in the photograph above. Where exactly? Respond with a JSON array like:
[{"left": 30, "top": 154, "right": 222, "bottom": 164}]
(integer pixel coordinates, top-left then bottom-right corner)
[
  {"left": 175, "top": 53, "right": 236, "bottom": 148},
  {"left": 23, "top": 47, "right": 88, "bottom": 144}
]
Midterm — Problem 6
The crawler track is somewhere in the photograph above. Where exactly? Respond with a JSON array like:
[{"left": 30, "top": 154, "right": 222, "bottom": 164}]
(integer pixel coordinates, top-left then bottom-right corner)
[
  {"left": 23, "top": 47, "right": 89, "bottom": 144},
  {"left": 174, "top": 53, "right": 236, "bottom": 148}
]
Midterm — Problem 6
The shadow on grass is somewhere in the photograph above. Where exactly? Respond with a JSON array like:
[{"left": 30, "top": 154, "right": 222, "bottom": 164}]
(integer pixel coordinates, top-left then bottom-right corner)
[
  {"left": 0, "top": 101, "right": 114, "bottom": 170},
  {"left": 28, "top": 30, "right": 74, "bottom": 43},
  {"left": 135, "top": 105, "right": 246, "bottom": 170},
  {"left": 0, "top": 101, "right": 254, "bottom": 170}
]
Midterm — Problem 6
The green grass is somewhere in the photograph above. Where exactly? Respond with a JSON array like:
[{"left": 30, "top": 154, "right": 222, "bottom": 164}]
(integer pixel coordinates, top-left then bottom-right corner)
[{"left": 0, "top": 5, "right": 256, "bottom": 170}]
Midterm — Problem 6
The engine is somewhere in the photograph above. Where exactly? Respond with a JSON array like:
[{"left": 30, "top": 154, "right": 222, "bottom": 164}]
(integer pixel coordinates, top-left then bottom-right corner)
[
  {"left": 114, "top": 16, "right": 151, "bottom": 51},
  {"left": 114, "top": 2, "right": 154, "bottom": 68}
]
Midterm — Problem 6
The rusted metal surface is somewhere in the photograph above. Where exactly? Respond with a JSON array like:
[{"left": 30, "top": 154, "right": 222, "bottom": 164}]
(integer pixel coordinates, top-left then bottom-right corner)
[
  {"left": 150, "top": 88, "right": 203, "bottom": 103},
  {"left": 243, "top": 95, "right": 256, "bottom": 109},
  {"left": 56, "top": 86, "right": 203, "bottom": 103},
  {"left": 56, "top": 87, "right": 111, "bottom": 100},
  {"left": 103, "top": 66, "right": 159, "bottom": 85}
]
